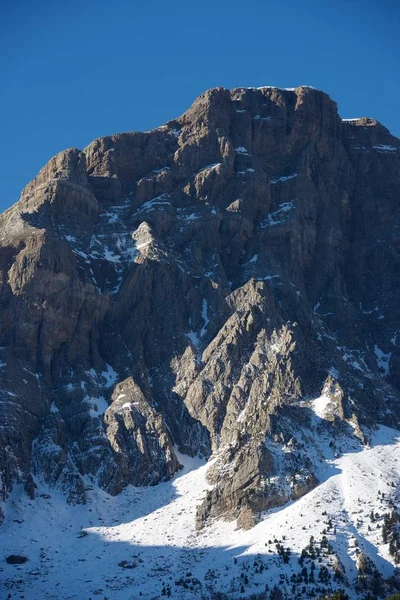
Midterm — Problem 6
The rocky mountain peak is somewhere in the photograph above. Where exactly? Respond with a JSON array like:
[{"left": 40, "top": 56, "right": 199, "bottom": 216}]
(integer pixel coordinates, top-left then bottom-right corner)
[{"left": 0, "top": 85, "right": 399, "bottom": 542}]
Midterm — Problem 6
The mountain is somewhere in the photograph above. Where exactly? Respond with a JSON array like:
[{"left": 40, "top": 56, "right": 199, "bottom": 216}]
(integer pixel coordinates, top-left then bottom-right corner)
[{"left": 0, "top": 85, "right": 400, "bottom": 599}]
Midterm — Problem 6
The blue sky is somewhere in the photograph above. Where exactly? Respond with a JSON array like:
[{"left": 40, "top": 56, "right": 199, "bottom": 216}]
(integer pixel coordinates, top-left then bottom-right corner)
[{"left": 1, "top": 0, "right": 399, "bottom": 211}]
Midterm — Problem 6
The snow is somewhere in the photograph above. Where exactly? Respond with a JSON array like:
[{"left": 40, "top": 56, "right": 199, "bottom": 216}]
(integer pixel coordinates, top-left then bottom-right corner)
[
  {"left": 200, "top": 299, "right": 209, "bottom": 338},
  {"left": 362, "top": 304, "right": 380, "bottom": 316},
  {"left": 329, "top": 366, "right": 340, "bottom": 379},
  {"left": 237, "top": 408, "right": 246, "bottom": 422},
  {"left": 64, "top": 234, "right": 77, "bottom": 243},
  {"left": 342, "top": 118, "right": 362, "bottom": 122},
  {"left": 102, "top": 363, "right": 118, "bottom": 389},
  {"left": 374, "top": 345, "right": 391, "bottom": 376},
  {"left": 342, "top": 352, "right": 365, "bottom": 373},
  {"left": 2, "top": 426, "right": 400, "bottom": 599},
  {"left": 101, "top": 211, "right": 121, "bottom": 224},
  {"left": 310, "top": 395, "right": 334, "bottom": 420},
  {"left": 261, "top": 201, "right": 295, "bottom": 228},
  {"left": 88, "top": 232, "right": 139, "bottom": 266},
  {"left": 83, "top": 395, "right": 109, "bottom": 418},
  {"left": 121, "top": 402, "right": 134, "bottom": 410},
  {"left": 248, "top": 254, "right": 259, "bottom": 264},
  {"left": 197, "top": 163, "right": 221, "bottom": 173},
  {"left": 372, "top": 144, "right": 397, "bottom": 152},
  {"left": 234, "top": 146, "right": 250, "bottom": 155},
  {"left": 186, "top": 301, "right": 210, "bottom": 344},
  {"left": 71, "top": 247, "right": 89, "bottom": 260},
  {"left": 259, "top": 274, "right": 280, "bottom": 282},
  {"left": 152, "top": 167, "right": 170, "bottom": 174},
  {"left": 253, "top": 115, "right": 272, "bottom": 121},
  {"left": 353, "top": 145, "right": 397, "bottom": 153},
  {"left": 137, "top": 194, "right": 171, "bottom": 212},
  {"left": 135, "top": 240, "right": 151, "bottom": 249},
  {"left": 66, "top": 197, "right": 137, "bottom": 273},
  {"left": 178, "top": 212, "right": 200, "bottom": 222},
  {"left": 186, "top": 331, "right": 200, "bottom": 348},
  {"left": 270, "top": 173, "right": 297, "bottom": 184},
  {"left": 103, "top": 246, "right": 120, "bottom": 262},
  {"left": 244, "top": 85, "right": 317, "bottom": 92}
]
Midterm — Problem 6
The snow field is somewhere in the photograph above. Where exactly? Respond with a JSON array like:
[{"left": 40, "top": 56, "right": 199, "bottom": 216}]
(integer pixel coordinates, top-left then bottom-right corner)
[{"left": 1, "top": 427, "right": 400, "bottom": 599}]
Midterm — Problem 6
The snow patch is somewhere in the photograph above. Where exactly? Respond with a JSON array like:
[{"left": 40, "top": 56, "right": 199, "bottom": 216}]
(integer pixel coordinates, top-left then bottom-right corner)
[
  {"left": 197, "top": 163, "right": 221, "bottom": 173},
  {"left": 102, "top": 364, "right": 118, "bottom": 389},
  {"left": 186, "top": 331, "right": 200, "bottom": 348},
  {"left": 374, "top": 345, "right": 391, "bottom": 376},
  {"left": 137, "top": 194, "right": 171, "bottom": 212},
  {"left": 372, "top": 144, "right": 397, "bottom": 152},
  {"left": 200, "top": 299, "right": 209, "bottom": 338},
  {"left": 271, "top": 173, "right": 297, "bottom": 184},
  {"left": 234, "top": 146, "right": 250, "bottom": 155},
  {"left": 310, "top": 395, "right": 333, "bottom": 419},
  {"left": 329, "top": 366, "right": 340, "bottom": 379},
  {"left": 84, "top": 395, "right": 109, "bottom": 418},
  {"left": 152, "top": 167, "right": 170, "bottom": 175},
  {"left": 261, "top": 201, "right": 295, "bottom": 227},
  {"left": 169, "top": 128, "right": 181, "bottom": 138}
]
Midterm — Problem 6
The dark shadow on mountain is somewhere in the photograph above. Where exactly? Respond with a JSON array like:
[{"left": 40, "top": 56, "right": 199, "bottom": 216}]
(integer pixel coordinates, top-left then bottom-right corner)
[{"left": 79, "top": 457, "right": 207, "bottom": 530}]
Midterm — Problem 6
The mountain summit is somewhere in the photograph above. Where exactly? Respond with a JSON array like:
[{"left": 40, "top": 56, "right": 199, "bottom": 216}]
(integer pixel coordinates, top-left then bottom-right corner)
[{"left": 1, "top": 85, "right": 400, "bottom": 598}]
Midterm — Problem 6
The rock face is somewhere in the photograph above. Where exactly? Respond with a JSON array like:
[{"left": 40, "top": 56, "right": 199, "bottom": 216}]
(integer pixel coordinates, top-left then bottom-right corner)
[{"left": 0, "top": 86, "right": 399, "bottom": 527}]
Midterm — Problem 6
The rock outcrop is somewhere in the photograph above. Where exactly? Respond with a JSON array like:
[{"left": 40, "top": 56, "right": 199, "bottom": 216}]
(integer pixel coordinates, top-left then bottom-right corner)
[{"left": 0, "top": 85, "right": 399, "bottom": 528}]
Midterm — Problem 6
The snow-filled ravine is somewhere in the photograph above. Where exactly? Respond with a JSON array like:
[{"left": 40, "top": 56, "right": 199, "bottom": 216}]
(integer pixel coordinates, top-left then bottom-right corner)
[{"left": 1, "top": 427, "right": 400, "bottom": 599}]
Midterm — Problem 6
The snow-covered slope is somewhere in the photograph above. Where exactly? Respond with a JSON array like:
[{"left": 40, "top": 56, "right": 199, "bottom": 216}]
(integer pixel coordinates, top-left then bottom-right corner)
[{"left": 1, "top": 426, "right": 400, "bottom": 599}]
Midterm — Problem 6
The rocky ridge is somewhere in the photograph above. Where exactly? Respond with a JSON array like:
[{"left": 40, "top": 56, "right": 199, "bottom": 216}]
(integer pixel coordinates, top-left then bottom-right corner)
[{"left": 0, "top": 85, "right": 399, "bottom": 530}]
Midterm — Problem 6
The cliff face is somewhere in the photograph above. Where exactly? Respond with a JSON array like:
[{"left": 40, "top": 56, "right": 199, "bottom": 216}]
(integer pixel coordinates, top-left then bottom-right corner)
[{"left": 0, "top": 86, "right": 399, "bottom": 527}]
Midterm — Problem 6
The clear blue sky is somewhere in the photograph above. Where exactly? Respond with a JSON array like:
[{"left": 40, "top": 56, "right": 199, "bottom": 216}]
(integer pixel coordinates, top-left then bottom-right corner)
[{"left": 1, "top": 0, "right": 399, "bottom": 211}]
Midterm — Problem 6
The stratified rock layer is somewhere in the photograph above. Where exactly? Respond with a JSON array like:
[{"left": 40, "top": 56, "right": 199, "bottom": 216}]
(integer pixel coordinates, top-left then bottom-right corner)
[{"left": 0, "top": 86, "right": 399, "bottom": 527}]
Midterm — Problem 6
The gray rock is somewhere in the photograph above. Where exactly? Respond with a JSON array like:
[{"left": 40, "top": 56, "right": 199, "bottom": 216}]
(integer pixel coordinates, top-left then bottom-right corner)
[{"left": 6, "top": 555, "right": 28, "bottom": 564}]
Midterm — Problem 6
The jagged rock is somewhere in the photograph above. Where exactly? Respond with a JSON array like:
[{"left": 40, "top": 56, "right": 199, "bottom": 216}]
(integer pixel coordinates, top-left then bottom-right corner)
[
  {"left": 102, "top": 376, "right": 181, "bottom": 492},
  {"left": 6, "top": 554, "right": 28, "bottom": 564},
  {"left": 118, "top": 559, "right": 137, "bottom": 569},
  {"left": 77, "top": 530, "right": 88, "bottom": 538},
  {"left": 0, "top": 85, "right": 399, "bottom": 529}
]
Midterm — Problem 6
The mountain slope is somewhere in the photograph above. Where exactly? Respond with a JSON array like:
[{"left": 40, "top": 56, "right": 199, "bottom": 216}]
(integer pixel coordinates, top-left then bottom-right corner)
[{"left": 1, "top": 426, "right": 400, "bottom": 598}]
